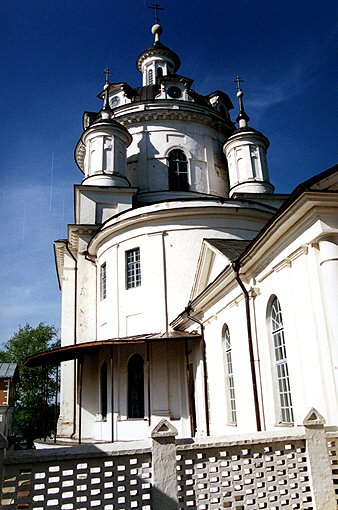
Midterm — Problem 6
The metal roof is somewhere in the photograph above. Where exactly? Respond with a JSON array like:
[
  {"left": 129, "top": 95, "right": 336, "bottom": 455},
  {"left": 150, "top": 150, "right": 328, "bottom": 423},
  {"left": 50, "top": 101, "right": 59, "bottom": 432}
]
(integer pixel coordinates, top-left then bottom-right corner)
[
  {"left": 0, "top": 363, "right": 18, "bottom": 379},
  {"left": 205, "top": 239, "right": 252, "bottom": 262},
  {"left": 24, "top": 331, "right": 201, "bottom": 368}
]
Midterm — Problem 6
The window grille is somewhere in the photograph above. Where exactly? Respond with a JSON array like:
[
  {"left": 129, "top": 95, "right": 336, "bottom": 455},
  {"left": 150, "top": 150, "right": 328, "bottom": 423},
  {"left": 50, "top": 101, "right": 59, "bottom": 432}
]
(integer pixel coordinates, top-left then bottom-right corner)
[
  {"left": 148, "top": 68, "right": 153, "bottom": 85},
  {"left": 126, "top": 248, "right": 141, "bottom": 289},
  {"left": 100, "top": 263, "right": 106, "bottom": 300},
  {"left": 128, "top": 354, "right": 144, "bottom": 418},
  {"left": 222, "top": 325, "right": 237, "bottom": 424},
  {"left": 168, "top": 149, "right": 189, "bottom": 191},
  {"left": 270, "top": 296, "right": 294, "bottom": 423}
]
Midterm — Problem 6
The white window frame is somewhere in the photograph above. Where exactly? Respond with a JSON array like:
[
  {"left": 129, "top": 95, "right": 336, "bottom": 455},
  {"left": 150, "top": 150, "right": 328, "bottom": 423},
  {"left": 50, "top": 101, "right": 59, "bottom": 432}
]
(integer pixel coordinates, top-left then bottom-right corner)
[
  {"left": 148, "top": 68, "right": 154, "bottom": 85},
  {"left": 126, "top": 248, "right": 141, "bottom": 289},
  {"left": 222, "top": 325, "right": 237, "bottom": 425},
  {"left": 270, "top": 296, "right": 294, "bottom": 424},
  {"left": 100, "top": 263, "right": 106, "bottom": 300},
  {"left": 167, "top": 149, "right": 189, "bottom": 192}
]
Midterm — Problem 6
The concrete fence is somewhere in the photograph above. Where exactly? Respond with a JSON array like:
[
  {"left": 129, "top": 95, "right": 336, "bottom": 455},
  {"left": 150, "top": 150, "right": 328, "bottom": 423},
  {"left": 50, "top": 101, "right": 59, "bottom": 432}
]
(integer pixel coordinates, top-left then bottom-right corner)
[{"left": 0, "top": 408, "right": 337, "bottom": 509}]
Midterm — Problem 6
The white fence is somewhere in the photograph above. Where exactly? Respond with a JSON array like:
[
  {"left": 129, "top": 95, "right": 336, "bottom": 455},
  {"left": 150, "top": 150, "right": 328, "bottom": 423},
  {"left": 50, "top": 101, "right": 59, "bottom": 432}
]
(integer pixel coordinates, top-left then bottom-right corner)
[{"left": 0, "top": 409, "right": 337, "bottom": 509}]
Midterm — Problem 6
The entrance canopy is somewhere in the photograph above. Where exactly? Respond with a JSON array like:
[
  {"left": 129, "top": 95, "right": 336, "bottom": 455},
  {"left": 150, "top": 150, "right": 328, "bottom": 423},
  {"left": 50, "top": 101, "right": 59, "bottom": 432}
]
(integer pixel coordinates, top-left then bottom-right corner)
[{"left": 24, "top": 331, "right": 201, "bottom": 367}]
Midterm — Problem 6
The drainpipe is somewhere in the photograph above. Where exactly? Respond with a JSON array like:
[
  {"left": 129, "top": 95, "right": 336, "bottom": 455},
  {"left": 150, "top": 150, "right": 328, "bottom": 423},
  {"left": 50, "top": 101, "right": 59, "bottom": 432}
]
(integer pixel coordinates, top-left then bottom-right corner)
[
  {"left": 186, "top": 309, "right": 210, "bottom": 437},
  {"left": 185, "top": 339, "right": 195, "bottom": 437},
  {"left": 66, "top": 242, "right": 78, "bottom": 439},
  {"left": 232, "top": 262, "right": 261, "bottom": 431}
]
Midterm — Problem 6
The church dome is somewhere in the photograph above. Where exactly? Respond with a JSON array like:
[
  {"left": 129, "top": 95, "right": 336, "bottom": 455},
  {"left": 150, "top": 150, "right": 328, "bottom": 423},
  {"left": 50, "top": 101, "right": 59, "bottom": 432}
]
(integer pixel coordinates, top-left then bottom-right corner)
[
  {"left": 136, "top": 23, "right": 181, "bottom": 86},
  {"left": 136, "top": 39, "right": 181, "bottom": 74}
]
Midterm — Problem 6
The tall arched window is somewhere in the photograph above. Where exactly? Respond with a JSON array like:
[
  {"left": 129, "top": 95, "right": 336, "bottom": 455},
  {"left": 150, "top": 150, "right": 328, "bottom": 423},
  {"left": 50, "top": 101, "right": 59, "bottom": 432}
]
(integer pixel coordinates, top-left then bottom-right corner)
[
  {"left": 100, "top": 361, "right": 108, "bottom": 420},
  {"left": 222, "top": 325, "right": 237, "bottom": 425},
  {"left": 128, "top": 354, "right": 144, "bottom": 419},
  {"left": 270, "top": 296, "right": 294, "bottom": 423},
  {"left": 168, "top": 149, "right": 189, "bottom": 191}
]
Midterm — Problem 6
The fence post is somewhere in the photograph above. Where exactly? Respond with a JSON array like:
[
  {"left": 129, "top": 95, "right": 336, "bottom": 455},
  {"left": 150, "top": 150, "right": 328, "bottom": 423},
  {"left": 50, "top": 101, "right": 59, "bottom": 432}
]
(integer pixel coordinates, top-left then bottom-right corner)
[
  {"left": 303, "top": 408, "right": 336, "bottom": 510},
  {"left": 0, "top": 433, "right": 8, "bottom": 496},
  {"left": 151, "top": 419, "right": 178, "bottom": 510}
]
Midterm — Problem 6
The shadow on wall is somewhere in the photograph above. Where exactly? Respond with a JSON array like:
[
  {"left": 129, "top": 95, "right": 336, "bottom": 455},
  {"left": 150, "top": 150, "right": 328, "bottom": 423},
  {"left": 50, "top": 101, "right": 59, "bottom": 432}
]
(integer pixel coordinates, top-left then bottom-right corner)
[{"left": 127, "top": 130, "right": 169, "bottom": 192}]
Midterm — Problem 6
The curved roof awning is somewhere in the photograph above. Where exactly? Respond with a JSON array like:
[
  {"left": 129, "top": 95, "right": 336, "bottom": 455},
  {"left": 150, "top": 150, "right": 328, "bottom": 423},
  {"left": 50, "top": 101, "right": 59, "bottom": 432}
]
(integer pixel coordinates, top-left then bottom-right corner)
[{"left": 24, "top": 331, "right": 201, "bottom": 367}]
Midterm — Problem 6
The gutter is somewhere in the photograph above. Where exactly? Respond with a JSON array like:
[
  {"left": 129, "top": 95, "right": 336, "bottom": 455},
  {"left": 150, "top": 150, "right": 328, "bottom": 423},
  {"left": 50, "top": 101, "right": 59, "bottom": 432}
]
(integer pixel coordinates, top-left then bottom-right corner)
[{"left": 232, "top": 261, "right": 261, "bottom": 431}]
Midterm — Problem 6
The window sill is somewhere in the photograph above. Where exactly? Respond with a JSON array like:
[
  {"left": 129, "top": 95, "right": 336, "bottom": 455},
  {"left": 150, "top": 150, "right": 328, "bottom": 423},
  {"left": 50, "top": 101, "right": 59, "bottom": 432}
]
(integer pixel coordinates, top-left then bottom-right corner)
[
  {"left": 95, "top": 415, "right": 107, "bottom": 422},
  {"left": 117, "top": 417, "right": 148, "bottom": 422}
]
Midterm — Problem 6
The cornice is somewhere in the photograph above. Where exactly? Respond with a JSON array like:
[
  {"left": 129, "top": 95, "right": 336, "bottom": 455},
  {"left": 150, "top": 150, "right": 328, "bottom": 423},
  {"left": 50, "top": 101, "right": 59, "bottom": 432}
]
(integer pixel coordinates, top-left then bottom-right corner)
[
  {"left": 240, "top": 192, "right": 338, "bottom": 279},
  {"left": 68, "top": 225, "right": 100, "bottom": 252},
  {"left": 87, "top": 202, "right": 273, "bottom": 257},
  {"left": 115, "top": 102, "right": 234, "bottom": 135},
  {"left": 54, "top": 241, "right": 66, "bottom": 289}
]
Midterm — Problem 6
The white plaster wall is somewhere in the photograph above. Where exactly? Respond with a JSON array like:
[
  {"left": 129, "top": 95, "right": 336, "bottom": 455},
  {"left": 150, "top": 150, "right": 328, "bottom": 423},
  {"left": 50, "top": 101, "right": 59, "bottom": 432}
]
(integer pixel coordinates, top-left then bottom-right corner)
[
  {"left": 254, "top": 240, "right": 338, "bottom": 429},
  {"left": 76, "top": 237, "right": 97, "bottom": 344},
  {"left": 186, "top": 210, "right": 338, "bottom": 436},
  {"left": 125, "top": 121, "right": 228, "bottom": 197},
  {"left": 95, "top": 204, "right": 271, "bottom": 340},
  {"left": 197, "top": 288, "right": 259, "bottom": 436},
  {"left": 58, "top": 250, "right": 77, "bottom": 437}
]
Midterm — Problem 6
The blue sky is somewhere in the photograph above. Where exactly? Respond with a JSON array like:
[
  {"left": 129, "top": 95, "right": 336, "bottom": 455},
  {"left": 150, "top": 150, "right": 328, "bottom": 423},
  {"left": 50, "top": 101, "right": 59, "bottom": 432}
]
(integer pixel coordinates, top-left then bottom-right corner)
[{"left": 0, "top": 0, "right": 337, "bottom": 345}]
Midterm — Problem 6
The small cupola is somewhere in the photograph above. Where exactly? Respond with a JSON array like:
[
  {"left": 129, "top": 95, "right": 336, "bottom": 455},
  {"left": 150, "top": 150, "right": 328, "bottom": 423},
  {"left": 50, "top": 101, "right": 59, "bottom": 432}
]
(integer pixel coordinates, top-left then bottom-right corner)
[
  {"left": 136, "top": 23, "right": 181, "bottom": 86},
  {"left": 224, "top": 77, "right": 274, "bottom": 196},
  {"left": 75, "top": 74, "right": 132, "bottom": 187}
]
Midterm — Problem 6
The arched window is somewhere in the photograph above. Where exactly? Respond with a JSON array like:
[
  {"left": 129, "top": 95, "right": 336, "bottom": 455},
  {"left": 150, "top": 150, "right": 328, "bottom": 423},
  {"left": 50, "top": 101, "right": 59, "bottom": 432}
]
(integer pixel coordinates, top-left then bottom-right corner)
[
  {"left": 270, "top": 296, "right": 294, "bottom": 423},
  {"left": 168, "top": 149, "right": 189, "bottom": 191},
  {"left": 156, "top": 66, "right": 163, "bottom": 78},
  {"left": 222, "top": 325, "right": 237, "bottom": 424},
  {"left": 148, "top": 68, "right": 153, "bottom": 85},
  {"left": 100, "top": 361, "right": 108, "bottom": 420},
  {"left": 128, "top": 354, "right": 144, "bottom": 419}
]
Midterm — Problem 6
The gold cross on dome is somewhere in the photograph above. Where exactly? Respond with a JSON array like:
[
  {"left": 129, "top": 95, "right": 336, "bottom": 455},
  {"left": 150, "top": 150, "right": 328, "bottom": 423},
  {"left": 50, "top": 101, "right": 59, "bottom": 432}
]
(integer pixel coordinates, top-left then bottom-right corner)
[
  {"left": 148, "top": 2, "right": 165, "bottom": 24},
  {"left": 103, "top": 67, "right": 113, "bottom": 85},
  {"left": 234, "top": 75, "right": 244, "bottom": 91}
]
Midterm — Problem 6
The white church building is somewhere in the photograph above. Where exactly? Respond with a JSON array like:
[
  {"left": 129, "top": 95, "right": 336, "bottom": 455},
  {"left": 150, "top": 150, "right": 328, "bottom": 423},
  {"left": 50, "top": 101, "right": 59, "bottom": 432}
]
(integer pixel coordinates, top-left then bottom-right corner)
[{"left": 26, "top": 21, "right": 338, "bottom": 444}]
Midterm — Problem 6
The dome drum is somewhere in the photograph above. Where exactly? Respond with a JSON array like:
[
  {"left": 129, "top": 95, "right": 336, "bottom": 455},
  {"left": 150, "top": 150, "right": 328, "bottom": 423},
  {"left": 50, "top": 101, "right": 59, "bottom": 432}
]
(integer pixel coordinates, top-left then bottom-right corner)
[{"left": 76, "top": 121, "right": 132, "bottom": 187}]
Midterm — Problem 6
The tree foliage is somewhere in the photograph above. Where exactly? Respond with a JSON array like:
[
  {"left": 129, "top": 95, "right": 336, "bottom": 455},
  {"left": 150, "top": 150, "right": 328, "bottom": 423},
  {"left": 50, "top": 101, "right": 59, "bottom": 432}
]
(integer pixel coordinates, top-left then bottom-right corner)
[{"left": 0, "top": 323, "right": 60, "bottom": 447}]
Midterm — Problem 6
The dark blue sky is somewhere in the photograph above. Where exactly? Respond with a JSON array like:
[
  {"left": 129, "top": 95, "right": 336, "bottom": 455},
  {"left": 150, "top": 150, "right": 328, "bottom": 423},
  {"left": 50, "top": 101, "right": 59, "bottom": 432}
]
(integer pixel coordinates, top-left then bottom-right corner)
[{"left": 0, "top": 0, "right": 337, "bottom": 344}]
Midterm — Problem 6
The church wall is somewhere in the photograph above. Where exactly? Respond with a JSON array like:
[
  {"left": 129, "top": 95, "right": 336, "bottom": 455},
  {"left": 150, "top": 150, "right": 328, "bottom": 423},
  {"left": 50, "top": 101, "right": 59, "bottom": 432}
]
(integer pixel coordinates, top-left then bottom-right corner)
[
  {"left": 58, "top": 251, "right": 77, "bottom": 437},
  {"left": 94, "top": 206, "right": 272, "bottom": 340},
  {"left": 202, "top": 296, "right": 258, "bottom": 435},
  {"left": 104, "top": 342, "right": 190, "bottom": 441},
  {"left": 253, "top": 237, "right": 338, "bottom": 429},
  {"left": 184, "top": 206, "right": 338, "bottom": 437},
  {"left": 125, "top": 121, "right": 228, "bottom": 196},
  {"left": 76, "top": 235, "right": 97, "bottom": 344}
]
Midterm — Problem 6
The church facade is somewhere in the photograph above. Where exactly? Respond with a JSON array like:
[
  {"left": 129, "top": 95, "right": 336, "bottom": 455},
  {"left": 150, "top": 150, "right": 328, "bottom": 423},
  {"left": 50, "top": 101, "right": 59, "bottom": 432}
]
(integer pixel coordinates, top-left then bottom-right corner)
[{"left": 27, "top": 22, "right": 338, "bottom": 444}]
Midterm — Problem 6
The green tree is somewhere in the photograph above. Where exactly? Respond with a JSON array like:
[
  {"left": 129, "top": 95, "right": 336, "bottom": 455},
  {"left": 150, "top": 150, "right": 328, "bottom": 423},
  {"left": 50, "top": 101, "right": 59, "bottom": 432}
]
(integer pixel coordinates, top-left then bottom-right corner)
[{"left": 0, "top": 323, "right": 60, "bottom": 448}]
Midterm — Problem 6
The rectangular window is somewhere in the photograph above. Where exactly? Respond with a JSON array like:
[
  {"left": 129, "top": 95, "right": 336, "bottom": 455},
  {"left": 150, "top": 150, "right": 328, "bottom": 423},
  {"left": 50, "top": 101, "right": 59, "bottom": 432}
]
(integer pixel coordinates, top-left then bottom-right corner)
[
  {"left": 126, "top": 248, "right": 141, "bottom": 289},
  {"left": 100, "top": 263, "right": 106, "bottom": 300}
]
